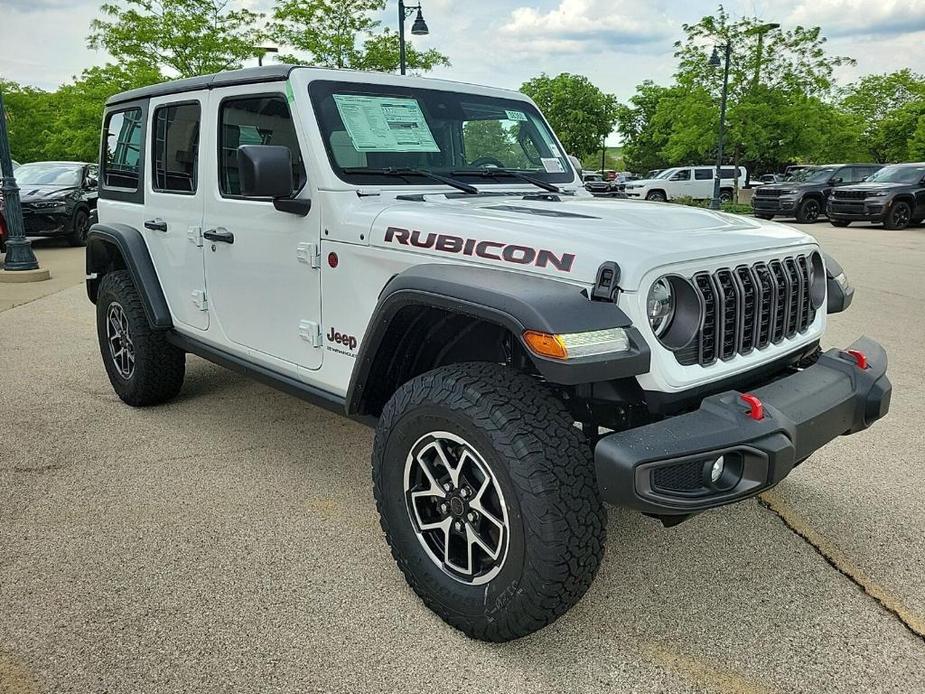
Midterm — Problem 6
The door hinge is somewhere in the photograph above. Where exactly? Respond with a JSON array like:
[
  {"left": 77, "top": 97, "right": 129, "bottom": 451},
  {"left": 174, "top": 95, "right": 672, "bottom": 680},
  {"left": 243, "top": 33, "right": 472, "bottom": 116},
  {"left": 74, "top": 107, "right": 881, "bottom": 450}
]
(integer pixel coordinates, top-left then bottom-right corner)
[
  {"left": 191, "top": 289, "right": 208, "bottom": 311},
  {"left": 296, "top": 242, "right": 321, "bottom": 268},
  {"left": 298, "top": 320, "right": 322, "bottom": 347},
  {"left": 187, "top": 226, "right": 203, "bottom": 247}
]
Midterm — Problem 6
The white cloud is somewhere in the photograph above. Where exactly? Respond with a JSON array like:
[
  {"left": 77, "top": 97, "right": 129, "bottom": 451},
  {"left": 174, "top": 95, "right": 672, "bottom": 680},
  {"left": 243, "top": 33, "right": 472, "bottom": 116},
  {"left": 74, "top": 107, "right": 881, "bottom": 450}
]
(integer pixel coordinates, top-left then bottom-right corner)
[
  {"left": 499, "top": 0, "right": 675, "bottom": 55},
  {"left": 779, "top": 0, "right": 925, "bottom": 37}
]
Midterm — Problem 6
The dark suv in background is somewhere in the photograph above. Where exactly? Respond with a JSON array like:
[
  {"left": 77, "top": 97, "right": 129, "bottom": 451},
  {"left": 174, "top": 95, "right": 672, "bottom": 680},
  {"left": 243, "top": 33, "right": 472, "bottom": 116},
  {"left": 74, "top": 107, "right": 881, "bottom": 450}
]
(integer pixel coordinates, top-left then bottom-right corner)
[
  {"left": 828, "top": 163, "right": 925, "bottom": 230},
  {"left": 752, "top": 163, "right": 882, "bottom": 223}
]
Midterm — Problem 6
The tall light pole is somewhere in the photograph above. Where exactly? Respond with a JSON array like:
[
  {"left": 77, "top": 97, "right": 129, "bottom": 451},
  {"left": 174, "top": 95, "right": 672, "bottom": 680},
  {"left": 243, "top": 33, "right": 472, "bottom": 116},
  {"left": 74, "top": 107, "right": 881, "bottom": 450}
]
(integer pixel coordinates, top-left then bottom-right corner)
[
  {"left": 398, "top": 0, "right": 429, "bottom": 76},
  {"left": 257, "top": 46, "right": 278, "bottom": 67},
  {"left": 0, "top": 87, "right": 40, "bottom": 272},
  {"left": 707, "top": 22, "right": 780, "bottom": 210},
  {"left": 708, "top": 43, "right": 732, "bottom": 211}
]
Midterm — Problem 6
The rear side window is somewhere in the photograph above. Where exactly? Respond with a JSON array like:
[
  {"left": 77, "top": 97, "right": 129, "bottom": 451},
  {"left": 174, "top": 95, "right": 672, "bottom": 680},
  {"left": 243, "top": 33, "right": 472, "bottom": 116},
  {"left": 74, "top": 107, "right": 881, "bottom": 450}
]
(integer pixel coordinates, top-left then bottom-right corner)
[
  {"left": 719, "top": 168, "right": 739, "bottom": 179},
  {"left": 219, "top": 95, "right": 306, "bottom": 197},
  {"left": 152, "top": 102, "right": 201, "bottom": 194},
  {"left": 694, "top": 168, "right": 712, "bottom": 180},
  {"left": 103, "top": 107, "right": 144, "bottom": 190}
]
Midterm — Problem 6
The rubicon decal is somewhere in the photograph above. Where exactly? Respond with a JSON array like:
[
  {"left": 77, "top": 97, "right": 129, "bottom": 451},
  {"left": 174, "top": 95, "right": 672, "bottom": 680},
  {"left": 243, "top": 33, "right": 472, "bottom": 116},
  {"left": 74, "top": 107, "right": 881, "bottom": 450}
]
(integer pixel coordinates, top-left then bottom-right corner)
[{"left": 384, "top": 227, "right": 575, "bottom": 272}]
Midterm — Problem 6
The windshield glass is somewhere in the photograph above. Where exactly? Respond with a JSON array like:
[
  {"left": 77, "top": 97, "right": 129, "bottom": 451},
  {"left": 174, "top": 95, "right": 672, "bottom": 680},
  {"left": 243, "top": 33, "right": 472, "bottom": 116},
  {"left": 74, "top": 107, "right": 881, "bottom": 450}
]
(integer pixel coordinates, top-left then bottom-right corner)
[
  {"left": 788, "top": 167, "right": 836, "bottom": 183},
  {"left": 309, "top": 81, "right": 572, "bottom": 186},
  {"left": 655, "top": 169, "right": 676, "bottom": 179},
  {"left": 14, "top": 163, "right": 83, "bottom": 186},
  {"left": 866, "top": 165, "right": 925, "bottom": 184}
]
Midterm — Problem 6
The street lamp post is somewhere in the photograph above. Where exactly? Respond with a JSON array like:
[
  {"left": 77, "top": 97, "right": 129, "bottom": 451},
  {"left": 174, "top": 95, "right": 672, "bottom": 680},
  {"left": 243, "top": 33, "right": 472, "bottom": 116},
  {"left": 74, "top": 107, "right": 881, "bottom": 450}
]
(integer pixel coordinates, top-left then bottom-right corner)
[
  {"left": 0, "top": 87, "right": 39, "bottom": 271},
  {"left": 708, "top": 43, "right": 732, "bottom": 211},
  {"left": 257, "top": 46, "right": 279, "bottom": 67},
  {"left": 398, "top": 0, "right": 429, "bottom": 76}
]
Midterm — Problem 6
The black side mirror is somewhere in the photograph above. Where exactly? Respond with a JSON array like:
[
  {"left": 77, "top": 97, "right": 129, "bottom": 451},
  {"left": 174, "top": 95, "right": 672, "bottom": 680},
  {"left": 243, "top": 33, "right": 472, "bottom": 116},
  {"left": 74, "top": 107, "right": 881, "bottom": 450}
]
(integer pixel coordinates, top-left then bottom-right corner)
[
  {"left": 830, "top": 177, "right": 843, "bottom": 185},
  {"left": 238, "top": 145, "right": 311, "bottom": 215}
]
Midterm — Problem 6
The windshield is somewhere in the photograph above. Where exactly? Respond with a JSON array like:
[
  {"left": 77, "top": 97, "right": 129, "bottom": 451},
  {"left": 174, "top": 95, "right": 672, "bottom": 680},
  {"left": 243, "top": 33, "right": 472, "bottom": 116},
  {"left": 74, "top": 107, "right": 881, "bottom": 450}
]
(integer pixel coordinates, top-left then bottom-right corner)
[
  {"left": 788, "top": 167, "right": 836, "bottom": 183},
  {"left": 866, "top": 165, "right": 925, "bottom": 184},
  {"left": 309, "top": 81, "right": 573, "bottom": 186},
  {"left": 655, "top": 169, "right": 676, "bottom": 179},
  {"left": 15, "top": 163, "right": 82, "bottom": 186}
]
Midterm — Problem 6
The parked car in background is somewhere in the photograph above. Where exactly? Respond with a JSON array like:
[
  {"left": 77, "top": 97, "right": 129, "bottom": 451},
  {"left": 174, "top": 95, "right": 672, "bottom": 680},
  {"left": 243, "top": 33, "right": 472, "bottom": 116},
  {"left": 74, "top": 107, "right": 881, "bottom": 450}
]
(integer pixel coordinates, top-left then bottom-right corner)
[
  {"left": 752, "top": 163, "right": 882, "bottom": 223},
  {"left": 828, "top": 163, "right": 925, "bottom": 230},
  {"left": 623, "top": 165, "right": 746, "bottom": 202},
  {"left": 0, "top": 161, "right": 98, "bottom": 247},
  {"left": 583, "top": 172, "right": 612, "bottom": 195},
  {"left": 784, "top": 165, "right": 811, "bottom": 178},
  {"left": 754, "top": 174, "right": 784, "bottom": 185}
]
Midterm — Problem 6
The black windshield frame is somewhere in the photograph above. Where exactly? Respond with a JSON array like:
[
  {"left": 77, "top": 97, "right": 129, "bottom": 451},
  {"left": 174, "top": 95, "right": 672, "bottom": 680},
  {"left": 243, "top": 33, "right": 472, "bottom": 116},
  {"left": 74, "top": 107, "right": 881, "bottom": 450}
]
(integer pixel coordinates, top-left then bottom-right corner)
[{"left": 308, "top": 80, "right": 574, "bottom": 187}]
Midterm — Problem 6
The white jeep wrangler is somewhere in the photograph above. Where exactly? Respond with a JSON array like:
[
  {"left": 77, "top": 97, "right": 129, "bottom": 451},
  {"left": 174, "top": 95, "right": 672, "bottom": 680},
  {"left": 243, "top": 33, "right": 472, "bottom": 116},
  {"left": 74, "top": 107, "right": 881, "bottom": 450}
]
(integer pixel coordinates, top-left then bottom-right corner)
[{"left": 86, "top": 66, "right": 891, "bottom": 642}]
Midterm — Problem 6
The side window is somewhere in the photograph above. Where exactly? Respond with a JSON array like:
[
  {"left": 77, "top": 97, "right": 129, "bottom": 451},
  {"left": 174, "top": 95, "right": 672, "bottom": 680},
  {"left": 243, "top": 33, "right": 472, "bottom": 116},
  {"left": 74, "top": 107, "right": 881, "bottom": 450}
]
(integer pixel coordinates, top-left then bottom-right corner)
[
  {"left": 671, "top": 169, "right": 691, "bottom": 181},
  {"left": 832, "top": 167, "right": 849, "bottom": 183},
  {"left": 219, "top": 95, "right": 306, "bottom": 197},
  {"left": 694, "top": 168, "right": 712, "bottom": 180},
  {"left": 719, "top": 168, "right": 738, "bottom": 179},
  {"left": 152, "top": 102, "right": 201, "bottom": 194},
  {"left": 103, "top": 107, "right": 144, "bottom": 190}
]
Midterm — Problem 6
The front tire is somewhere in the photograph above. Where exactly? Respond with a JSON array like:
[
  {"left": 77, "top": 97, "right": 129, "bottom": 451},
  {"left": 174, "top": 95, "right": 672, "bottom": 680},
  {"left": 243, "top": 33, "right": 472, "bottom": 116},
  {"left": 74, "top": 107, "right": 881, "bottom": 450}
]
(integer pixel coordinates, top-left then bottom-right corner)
[
  {"left": 96, "top": 271, "right": 185, "bottom": 406},
  {"left": 795, "top": 197, "right": 821, "bottom": 224},
  {"left": 67, "top": 208, "right": 90, "bottom": 247},
  {"left": 646, "top": 190, "right": 667, "bottom": 202},
  {"left": 884, "top": 201, "right": 912, "bottom": 230},
  {"left": 372, "top": 363, "right": 606, "bottom": 642}
]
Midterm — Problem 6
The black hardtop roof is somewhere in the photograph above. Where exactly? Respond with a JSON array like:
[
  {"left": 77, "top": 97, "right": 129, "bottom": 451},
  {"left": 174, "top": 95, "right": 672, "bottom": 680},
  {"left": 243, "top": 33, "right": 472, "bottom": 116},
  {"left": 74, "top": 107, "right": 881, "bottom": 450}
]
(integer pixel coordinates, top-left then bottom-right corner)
[{"left": 106, "top": 65, "right": 300, "bottom": 107}]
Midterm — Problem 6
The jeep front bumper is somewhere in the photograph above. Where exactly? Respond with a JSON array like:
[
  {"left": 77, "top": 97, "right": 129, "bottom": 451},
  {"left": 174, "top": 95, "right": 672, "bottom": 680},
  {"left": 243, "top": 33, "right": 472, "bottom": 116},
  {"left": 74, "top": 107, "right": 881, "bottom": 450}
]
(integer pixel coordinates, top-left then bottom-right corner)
[{"left": 594, "top": 336, "right": 891, "bottom": 516}]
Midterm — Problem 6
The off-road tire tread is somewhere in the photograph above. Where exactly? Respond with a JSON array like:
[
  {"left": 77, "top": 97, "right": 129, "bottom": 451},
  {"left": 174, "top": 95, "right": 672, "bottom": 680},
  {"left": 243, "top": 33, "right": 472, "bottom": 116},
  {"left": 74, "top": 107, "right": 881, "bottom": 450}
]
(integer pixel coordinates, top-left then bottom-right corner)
[
  {"left": 372, "top": 362, "right": 606, "bottom": 642},
  {"left": 97, "top": 270, "right": 185, "bottom": 406}
]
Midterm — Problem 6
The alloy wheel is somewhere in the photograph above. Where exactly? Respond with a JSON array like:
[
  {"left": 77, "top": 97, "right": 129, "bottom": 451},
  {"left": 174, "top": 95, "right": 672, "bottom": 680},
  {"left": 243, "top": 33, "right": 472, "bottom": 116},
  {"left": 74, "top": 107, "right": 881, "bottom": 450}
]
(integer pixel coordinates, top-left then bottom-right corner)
[
  {"left": 403, "top": 431, "right": 510, "bottom": 585},
  {"left": 892, "top": 204, "right": 910, "bottom": 228},
  {"left": 106, "top": 302, "right": 135, "bottom": 379}
]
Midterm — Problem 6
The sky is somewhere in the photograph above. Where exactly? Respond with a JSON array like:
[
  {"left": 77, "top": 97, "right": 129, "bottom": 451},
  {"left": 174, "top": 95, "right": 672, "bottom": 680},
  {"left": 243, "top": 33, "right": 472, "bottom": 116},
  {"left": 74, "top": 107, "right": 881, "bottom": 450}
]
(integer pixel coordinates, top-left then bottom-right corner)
[{"left": 2, "top": 0, "right": 925, "bottom": 134}]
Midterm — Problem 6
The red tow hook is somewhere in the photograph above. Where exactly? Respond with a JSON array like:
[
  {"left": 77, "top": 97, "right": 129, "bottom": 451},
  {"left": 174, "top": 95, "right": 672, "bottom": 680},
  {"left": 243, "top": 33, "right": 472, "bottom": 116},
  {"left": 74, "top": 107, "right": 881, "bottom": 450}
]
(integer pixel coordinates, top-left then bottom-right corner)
[
  {"left": 740, "top": 393, "right": 764, "bottom": 421},
  {"left": 843, "top": 349, "right": 869, "bottom": 370}
]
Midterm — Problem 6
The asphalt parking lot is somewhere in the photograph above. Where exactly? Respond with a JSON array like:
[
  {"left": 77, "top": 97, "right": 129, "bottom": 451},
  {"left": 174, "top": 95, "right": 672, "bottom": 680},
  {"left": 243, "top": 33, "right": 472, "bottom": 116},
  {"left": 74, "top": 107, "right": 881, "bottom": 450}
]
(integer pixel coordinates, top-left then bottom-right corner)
[{"left": 1, "top": 222, "right": 924, "bottom": 693}]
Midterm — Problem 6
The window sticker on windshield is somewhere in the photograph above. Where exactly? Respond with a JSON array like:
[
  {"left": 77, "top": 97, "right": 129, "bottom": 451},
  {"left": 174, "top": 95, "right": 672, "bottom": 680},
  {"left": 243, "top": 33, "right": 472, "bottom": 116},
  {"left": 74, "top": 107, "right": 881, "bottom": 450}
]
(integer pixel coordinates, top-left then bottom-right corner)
[
  {"left": 541, "top": 157, "right": 565, "bottom": 174},
  {"left": 505, "top": 110, "right": 528, "bottom": 122},
  {"left": 333, "top": 94, "right": 440, "bottom": 153}
]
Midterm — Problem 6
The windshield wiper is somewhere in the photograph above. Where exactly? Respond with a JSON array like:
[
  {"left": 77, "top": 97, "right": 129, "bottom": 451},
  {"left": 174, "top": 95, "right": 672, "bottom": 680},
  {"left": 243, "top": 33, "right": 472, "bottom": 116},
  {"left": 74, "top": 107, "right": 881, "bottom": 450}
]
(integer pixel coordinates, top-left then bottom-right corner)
[
  {"left": 453, "top": 168, "right": 561, "bottom": 193},
  {"left": 341, "top": 167, "right": 478, "bottom": 194}
]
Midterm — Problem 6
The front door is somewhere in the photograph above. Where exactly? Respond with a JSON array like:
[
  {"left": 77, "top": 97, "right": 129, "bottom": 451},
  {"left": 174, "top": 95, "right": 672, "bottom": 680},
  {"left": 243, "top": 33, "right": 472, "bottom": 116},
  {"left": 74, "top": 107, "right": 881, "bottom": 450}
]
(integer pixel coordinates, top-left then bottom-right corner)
[
  {"left": 202, "top": 86, "right": 323, "bottom": 372},
  {"left": 143, "top": 93, "right": 208, "bottom": 330}
]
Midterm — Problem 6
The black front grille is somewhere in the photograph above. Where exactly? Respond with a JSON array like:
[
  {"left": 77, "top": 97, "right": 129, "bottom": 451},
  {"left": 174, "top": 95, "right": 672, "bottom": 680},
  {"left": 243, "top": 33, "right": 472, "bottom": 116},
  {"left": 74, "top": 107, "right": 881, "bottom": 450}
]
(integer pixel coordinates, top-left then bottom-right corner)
[
  {"left": 676, "top": 255, "right": 817, "bottom": 366},
  {"left": 833, "top": 190, "right": 868, "bottom": 200}
]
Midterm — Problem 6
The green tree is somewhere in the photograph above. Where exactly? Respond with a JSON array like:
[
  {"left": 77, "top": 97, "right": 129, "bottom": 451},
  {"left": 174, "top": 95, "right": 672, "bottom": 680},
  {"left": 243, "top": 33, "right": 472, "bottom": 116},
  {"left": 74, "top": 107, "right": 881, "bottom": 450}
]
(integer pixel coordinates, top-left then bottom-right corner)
[
  {"left": 840, "top": 70, "right": 925, "bottom": 162},
  {"left": 88, "top": 0, "right": 266, "bottom": 78},
  {"left": 48, "top": 62, "right": 165, "bottom": 162},
  {"left": 271, "top": 0, "right": 449, "bottom": 72},
  {"left": 0, "top": 81, "right": 57, "bottom": 163},
  {"left": 519, "top": 73, "right": 618, "bottom": 160}
]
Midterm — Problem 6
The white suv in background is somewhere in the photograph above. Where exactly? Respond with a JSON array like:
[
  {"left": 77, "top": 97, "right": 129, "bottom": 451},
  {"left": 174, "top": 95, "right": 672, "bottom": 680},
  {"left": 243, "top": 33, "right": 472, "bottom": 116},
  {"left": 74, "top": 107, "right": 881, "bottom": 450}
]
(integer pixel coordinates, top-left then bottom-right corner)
[{"left": 624, "top": 165, "right": 747, "bottom": 202}]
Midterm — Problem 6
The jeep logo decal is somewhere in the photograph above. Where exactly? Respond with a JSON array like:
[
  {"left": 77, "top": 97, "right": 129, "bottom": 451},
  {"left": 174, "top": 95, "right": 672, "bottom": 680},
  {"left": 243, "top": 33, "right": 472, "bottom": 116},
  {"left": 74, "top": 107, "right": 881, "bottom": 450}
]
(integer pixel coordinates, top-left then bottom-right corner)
[
  {"left": 384, "top": 227, "right": 575, "bottom": 272},
  {"left": 326, "top": 327, "right": 358, "bottom": 351}
]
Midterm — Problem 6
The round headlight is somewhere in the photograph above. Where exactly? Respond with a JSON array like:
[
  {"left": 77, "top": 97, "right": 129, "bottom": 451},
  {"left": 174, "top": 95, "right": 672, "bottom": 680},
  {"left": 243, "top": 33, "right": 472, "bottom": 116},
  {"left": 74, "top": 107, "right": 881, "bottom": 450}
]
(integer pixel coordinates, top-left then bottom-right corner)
[
  {"left": 647, "top": 277, "right": 675, "bottom": 337},
  {"left": 646, "top": 275, "right": 703, "bottom": 350}
]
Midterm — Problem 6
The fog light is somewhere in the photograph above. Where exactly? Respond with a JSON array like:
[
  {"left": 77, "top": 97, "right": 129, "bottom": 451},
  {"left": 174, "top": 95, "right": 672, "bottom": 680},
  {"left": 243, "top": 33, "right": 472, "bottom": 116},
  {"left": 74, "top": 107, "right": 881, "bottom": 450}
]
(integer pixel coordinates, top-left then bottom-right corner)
[{"left": 709, "top": 456, "right": 725, "bottom": 484}]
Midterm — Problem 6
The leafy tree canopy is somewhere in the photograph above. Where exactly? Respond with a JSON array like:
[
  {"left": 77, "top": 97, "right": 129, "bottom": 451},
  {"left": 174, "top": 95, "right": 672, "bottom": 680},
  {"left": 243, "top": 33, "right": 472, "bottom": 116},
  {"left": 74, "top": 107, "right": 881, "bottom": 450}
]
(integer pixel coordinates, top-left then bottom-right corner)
[
  {"left": 88, "top": 0, "right": 266, "bottom": 78},
  {"left": 271, "top": 0, "right": 449, "bottom": 73},
  {"left": 520, "top": 73, "right": 618, "bottom": 160}
]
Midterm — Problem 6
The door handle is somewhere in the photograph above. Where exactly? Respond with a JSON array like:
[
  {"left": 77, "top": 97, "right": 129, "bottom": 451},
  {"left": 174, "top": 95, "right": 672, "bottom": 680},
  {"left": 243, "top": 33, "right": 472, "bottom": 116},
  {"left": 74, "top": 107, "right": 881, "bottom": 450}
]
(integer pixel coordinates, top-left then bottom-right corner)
[
  {"left": 203, "top": 227, "right": 234, "bottom": 244},
  {"left": 144, "top": 218, "right": 168, "bottom": 232}
]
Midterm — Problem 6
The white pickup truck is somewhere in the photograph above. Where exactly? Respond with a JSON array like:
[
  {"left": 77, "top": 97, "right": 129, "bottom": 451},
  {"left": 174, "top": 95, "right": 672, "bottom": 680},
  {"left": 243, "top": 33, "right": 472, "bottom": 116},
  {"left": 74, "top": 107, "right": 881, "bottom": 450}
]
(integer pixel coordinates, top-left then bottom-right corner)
[
  {"left": 86, "top": 65, "right": 890, "bottom": 642},
  {"left": 624, "top": 165, "right": 747, "bottom": 202}
]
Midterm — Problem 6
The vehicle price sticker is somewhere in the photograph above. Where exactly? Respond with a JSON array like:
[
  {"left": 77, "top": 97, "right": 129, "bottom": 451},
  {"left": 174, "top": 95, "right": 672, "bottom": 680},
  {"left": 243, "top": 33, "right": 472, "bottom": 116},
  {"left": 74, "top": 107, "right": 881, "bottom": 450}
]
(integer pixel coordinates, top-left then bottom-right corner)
[
  {"left": 333, "top": 94, "right": 441, "bottom": 153},
  {"left": 541, "top": 157, "right": 565, "bottom": 173},
  {"left": 504, "top": 110, "right": 528, "bottom": 122}
]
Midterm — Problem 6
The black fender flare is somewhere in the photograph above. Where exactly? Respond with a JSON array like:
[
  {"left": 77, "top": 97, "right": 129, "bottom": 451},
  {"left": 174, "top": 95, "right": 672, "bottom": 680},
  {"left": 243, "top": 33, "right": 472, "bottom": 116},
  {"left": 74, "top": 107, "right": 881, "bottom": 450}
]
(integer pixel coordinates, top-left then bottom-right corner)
[
  {"left": 345, "top": 264, "right": 650, "bottom": 415},
  {"left": 86, "top": 223, "right": 172, "bottom": 329}
]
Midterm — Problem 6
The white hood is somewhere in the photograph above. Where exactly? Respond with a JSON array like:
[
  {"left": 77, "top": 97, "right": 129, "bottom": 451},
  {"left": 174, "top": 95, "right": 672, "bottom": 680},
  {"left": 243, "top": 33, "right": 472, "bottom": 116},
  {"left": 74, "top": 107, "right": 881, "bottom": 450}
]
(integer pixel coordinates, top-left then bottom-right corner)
[{"left": 368, "top": 193, "right": 816, "bottom": 290}]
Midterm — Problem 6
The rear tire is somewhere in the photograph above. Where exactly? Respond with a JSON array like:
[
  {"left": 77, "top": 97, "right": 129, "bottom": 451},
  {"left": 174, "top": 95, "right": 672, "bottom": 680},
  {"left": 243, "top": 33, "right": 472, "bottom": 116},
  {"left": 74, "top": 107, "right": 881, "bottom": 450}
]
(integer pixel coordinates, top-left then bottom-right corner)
[
  {"left": 719, "top": 189, "right": 733, "bottom": 204},
  {"left": 372, "top": 362, "right": 606, "bottom": 642},
  {"left": 795, "top": 197, "right": 821, "bottom": 224},
  {"left": 884, "top": 201, "right": 912, "bottom": 230},
  {"left": 96, "top": 270, "right": 185, "bottom": 406},
  {"left": 67, "top": 209, "right": 90, "bottom": 247}
]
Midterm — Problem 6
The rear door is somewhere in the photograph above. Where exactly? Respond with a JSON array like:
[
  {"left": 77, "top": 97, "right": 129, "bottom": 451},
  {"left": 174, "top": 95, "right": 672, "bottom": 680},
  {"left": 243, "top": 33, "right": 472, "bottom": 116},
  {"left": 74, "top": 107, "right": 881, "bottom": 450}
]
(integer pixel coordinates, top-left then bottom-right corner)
[
  {"left": 693, "top": 167, "right": 714, "bottom": 198},
  {"left": 202, "top": 87, "right": 323, "bottom": 373},
  {"left": 143, "top": 93, "right": 209, "bottom": 331}
]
